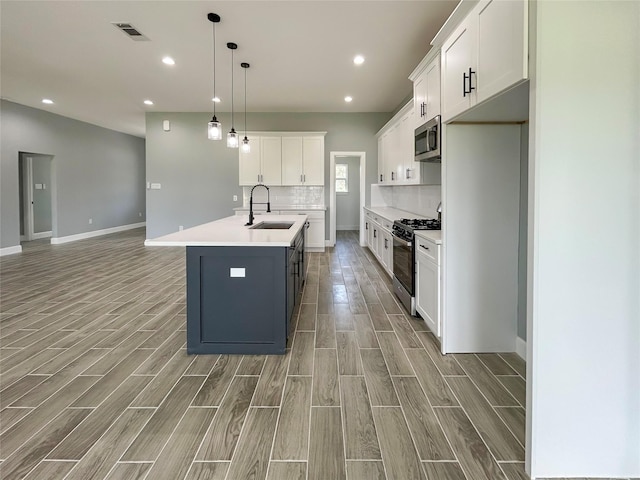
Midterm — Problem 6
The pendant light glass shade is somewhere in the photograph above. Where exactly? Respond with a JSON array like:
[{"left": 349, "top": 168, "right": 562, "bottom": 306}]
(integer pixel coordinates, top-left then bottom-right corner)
[
  {"left": 241, "top": 136, "right": 250, "bottom": 153},
  {"left": 227, "top": 128, "right": 239, "bottom": 148},
  {"left": 227, "top": 42, "right": 238, "bottom": 149},
  {"left": 208, "top": 117, "right": 222, "bottom": 140},
  {"left": 207, "top": 13, "right": 222, "bottom": 140}
]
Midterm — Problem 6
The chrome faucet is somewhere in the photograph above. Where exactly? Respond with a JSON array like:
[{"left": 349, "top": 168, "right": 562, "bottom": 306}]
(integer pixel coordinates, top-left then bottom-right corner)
[
  {"left": 245, "top": 184, "right": 271, "bottom": 226},
  {"left": 437, "top": 202, "right": 442, "bottom": 223}
]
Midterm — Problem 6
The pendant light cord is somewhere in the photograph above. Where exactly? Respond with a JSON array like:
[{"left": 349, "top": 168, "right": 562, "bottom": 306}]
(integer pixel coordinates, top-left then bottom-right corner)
[
  {"left": 244, "top": 66, "right": 247, "bottom": 134},
  {"left": 231, "top": 48, "right": 234, "bottom": 129},
  {"left": 212, "top": 23, "right": 216, "bottom": 117}
]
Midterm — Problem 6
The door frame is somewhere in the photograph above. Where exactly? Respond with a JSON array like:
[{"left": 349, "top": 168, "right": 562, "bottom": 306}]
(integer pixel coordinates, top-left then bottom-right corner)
[
  {"left": 19, "top": 152, "right": 54, "bottom": 242},
  {"left": 329, "top": 151, "right": 366, "bottom": 247}
]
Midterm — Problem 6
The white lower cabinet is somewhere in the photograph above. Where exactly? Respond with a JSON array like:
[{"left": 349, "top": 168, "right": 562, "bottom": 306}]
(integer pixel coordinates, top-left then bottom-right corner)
[
  {"left": 364, "top": 209, "right": 393, "bottom": 277},
  {"left": 415, "top": 235, "right": 441, "bottom": 337},
  {"left": 281, "top": 210, "right": 325, "bottom": 252}
]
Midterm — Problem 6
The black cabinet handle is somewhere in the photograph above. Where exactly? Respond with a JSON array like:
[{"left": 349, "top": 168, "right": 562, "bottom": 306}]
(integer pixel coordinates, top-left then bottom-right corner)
[
  {"left": 384, "top": 238, "right": 388, "bottom": 249},
  {"left": 420, "top": 244, "right": 430, "bottom": 251},
  {"left": 463, "top": 67, "right": 476, "bottom": 97},
  {"left": 373, "top": 229, "right": 377, "bottom": 238},
  {"left": 421, "top": 102, "right": 427, "bottom": 118},
  {"left": 365, "top": 222, "right": 368, "bottom": 230},
  {"left": 391, "top": 171, "right": 395, "bottom": 181}
]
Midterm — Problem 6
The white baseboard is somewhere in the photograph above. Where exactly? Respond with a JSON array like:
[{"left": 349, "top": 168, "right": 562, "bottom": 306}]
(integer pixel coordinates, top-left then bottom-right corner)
[
  {"left": 32, "top": 231, "right": 52, "bottom": 240},
  {"left": 336, "top": 225, "right": 359, "bottom": 231},
  {"left": 0, "top": 245, "right": 23, "bottom": 256},
  {"left": 51, "top": 222, "right": 145, "bottom": 245},
  {"left": 516, "top": 336, "right": 526, "bottom": 360},
  {"left": 325, "top": 240, "right": 334, "bottom": 247}
]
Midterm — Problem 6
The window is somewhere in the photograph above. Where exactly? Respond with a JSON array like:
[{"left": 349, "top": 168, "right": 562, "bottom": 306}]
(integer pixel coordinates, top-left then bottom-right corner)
[{"left": 336, "top": 163, "right": 348, "bottom": 193}]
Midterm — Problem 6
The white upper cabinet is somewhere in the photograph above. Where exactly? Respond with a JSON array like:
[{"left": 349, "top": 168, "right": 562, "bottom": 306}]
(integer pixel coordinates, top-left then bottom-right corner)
[
  {"left": 476, "top": 0, "right": 527, "bottom": 103},
  {"left": 240, "top": 132, "right": 325, "bottom": 186},
  {"left": 281, "top": 137, "right": 303, "bottom": 185},
  {"left": 260, "top": 137, "right": 283, "bottom": 185},
  {"left": 413, "top": 56, "right": 441, "bottom": 127},
  {"left": 239, "top": 135, "right": 282, "bottom": 186},
  {"left": 441, "top": 0, "right": 527, "bottom": 121},
  {"left": 281, "top": 135, "right": 325, "bottom": 186},
  {"left": 442, "top": 15, "right": 477, "bottom": 121},
  {"left": 239, "top": 134, "right": 262, "bottom": 185},
  {"left": 302, "top": 136, "right": 324, "bottom": 185}
]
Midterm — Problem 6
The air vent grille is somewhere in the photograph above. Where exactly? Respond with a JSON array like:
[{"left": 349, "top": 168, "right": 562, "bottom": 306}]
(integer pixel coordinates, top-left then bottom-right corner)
[{"left": 112, "top": 22, "right": 150, "bottom": 41}]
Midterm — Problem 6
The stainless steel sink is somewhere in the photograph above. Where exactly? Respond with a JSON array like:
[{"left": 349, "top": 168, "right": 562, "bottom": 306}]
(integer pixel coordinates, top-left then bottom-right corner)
[{"left": 249, "top": 222, "right": 294, "bottom": 230}]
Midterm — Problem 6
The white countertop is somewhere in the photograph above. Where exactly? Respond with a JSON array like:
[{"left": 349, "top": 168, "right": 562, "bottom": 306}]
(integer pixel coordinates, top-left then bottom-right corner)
[
  {"left": 364, "top": 206, "right": 431, "bottom": 222},
  {"left": 234, "top": 205, "right": 326, "bottom": 211},
  {"left": 145, "top": 214, "right": 308, "bottom": 247},
  {"left": 415, "top": 230, "right": 442, "bottom": 245}
]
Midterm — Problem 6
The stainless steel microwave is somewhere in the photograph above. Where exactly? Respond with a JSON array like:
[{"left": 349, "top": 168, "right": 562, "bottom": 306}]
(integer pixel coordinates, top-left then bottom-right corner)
[{"left": 415, "top": 115, "right": 441, "bottom": 162}]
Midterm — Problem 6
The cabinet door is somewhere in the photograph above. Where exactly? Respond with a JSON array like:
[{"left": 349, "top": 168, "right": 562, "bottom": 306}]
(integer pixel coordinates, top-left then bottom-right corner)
[
  {"left": 476, "top": 0, "right": 527, "bottom": 103},
  {"left": 425, "top": 59, "right": 441, "bottom": 118},
  {"left": 239, "top": 135, "right": 262, "bottom": 185},
  {"left": 377, "top": 136, "right": 385, "bottom": 184},
  {"left": 441, "top": 16, "right": 476, "bottom": 121},
  {"left": 281, "top": 137, "right": 303, "bottom": 185},
  {"left": 261, "top": 137, "right": 282, "bottom": 186},
  {"left": 387, "top": 125, "right": 400, "bottom": 183},
  {"left": 416, "top": 251, "right": 440, "bottom": 337},
  {"left": 402, "top": 110, "right": 422, "bottom": 185},
  {"left": 380, "top": 230, "right": 393, "bottom": 275},
  {"left": 414, "top": 67, "right": 429, "bottom": 127},
  {"left": 371, "top": 222, "right": 381, "bottom": 259},
  {"left": 306, "top": 216, "right": 325, "bottom": 249},
  {"left": 302, "top": 137, "right": 324, "bottom": 185}
]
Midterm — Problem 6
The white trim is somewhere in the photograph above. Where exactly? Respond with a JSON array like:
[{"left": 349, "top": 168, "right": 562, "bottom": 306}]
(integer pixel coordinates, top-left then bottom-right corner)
[
  {"left": 32, "top": 231, "right": 52, "bottom": 240},
  {"left": 329, "top": 151, "right": 366, "bottom": 248},
  {"left": 336, "top": 225, "right": 359, "bottom": 231},
  {"left": 0, "top": 245, "right": 23, "bottom": 256},
  {"left": 51, "top": 222, "right": 145, "bottom": 245},
  {"left": 324, "top": 240, "right": 332, "bottom": 247},
  {"left": 516, "top": 336, "right": 526, "bottom": 360}
]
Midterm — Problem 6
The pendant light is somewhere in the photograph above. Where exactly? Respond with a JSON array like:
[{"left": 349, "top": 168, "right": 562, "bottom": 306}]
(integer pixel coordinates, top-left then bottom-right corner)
[
  {"left": 207, "top": 13, "right": 222, "bottom": 140},
  {"left": 227, "top": 42, "right": 239, "bottom": 148},
  {"left": 241, "top": 62, "right": 250, "bottom": 153}
]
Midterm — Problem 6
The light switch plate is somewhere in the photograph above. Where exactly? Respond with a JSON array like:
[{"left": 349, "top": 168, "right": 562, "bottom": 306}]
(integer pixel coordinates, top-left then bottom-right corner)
[{"left": 150, "top": 183, "right": 161, "bottom": 189}]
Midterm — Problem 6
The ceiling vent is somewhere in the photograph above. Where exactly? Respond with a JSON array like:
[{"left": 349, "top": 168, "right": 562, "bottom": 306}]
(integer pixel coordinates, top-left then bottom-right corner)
[{"left": 112, "top": 23, "right": 149, "bottom": 41}]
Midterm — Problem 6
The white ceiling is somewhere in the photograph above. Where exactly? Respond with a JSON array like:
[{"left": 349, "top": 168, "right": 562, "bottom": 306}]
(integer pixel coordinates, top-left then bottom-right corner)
[{"left": 1, "top": 1, "right": 457, "bottom": 138}]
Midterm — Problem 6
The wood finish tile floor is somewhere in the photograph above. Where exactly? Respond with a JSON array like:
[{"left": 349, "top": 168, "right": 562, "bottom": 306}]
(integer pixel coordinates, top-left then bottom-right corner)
[{"left": 0, "top": 229, "right": 614, "bottom": 480}]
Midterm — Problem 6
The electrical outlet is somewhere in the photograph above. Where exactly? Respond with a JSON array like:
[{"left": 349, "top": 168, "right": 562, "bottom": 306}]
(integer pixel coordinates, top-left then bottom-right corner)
[
  {"left": 89, "top": 218, "right": 93, "bottom": 224},
  {"left": 139, "top": 212, "right": 142, "bottom": 217},
  {"left": 179, "top": 225, "right": 184, "bottom": 231},
  {"left": 146, "top": 182, "right": 150, "bottom": 189},
  {"left": 233, "top": 195, "right": 238, "bottom": 202}
]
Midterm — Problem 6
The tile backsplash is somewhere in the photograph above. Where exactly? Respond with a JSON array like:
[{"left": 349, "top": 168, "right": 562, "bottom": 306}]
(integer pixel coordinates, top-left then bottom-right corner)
[
  {"left": 371, "top": 184, "right": 441, "bottom": 219},
  {"left": 243, "top": 186, "right": 324, "bottom": 206}
]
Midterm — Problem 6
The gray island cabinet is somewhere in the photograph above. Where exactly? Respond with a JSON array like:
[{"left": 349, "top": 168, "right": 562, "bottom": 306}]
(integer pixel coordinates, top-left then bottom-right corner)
[{"left": 146, "top": 214, "right": 307, "bottom": 354}]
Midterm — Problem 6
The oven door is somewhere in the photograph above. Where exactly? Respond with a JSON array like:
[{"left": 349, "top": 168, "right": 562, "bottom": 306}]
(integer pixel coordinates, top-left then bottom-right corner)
[{"left": 392, "top": 233, "right": 414, "bottom": 295}]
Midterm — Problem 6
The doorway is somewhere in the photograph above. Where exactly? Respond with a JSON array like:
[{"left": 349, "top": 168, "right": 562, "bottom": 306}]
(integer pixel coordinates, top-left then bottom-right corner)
[
  {"left": 329, "top": 151, "right": 366, "bottom": 247},
  {"left": 19, "top": 152, "right": 54, "bottom": 242}
]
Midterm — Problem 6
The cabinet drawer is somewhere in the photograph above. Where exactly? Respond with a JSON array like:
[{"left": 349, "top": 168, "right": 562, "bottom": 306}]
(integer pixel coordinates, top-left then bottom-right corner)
[
  {"left": 381, "top": 219, "right": 393, "bottom": 231},
  {"left": 416, "top": 237, "right": 440, "bottom": 264}
]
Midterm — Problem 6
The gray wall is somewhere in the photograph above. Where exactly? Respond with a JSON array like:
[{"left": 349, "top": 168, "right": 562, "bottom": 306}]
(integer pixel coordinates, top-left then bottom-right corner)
[
  {"left": 517, "top": 125, "right": 528, "bottom": 341},
  {"left": 1, "top": 100, "right": 146, "bottom": 248},
  {"left": 145, "top": 112, "right": 390, "bottom": 239},
  {"left": 336, "top": 156, "right": 361, "bottom": 230}
]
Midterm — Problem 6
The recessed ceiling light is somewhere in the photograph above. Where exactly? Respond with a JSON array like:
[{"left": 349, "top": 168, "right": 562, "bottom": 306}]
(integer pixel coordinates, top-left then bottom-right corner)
[
  {"left": 353, "top": 55, "right": 365, "bottom": 65},
  {"left": 345, "top": 96, "right": 353, "bottom": 103},
  {"left": 144, "top": 100, "right": 154, "bottom": 105},
  {"left": 42, "top": 98, "right": 54, "bottom": 104},
  {"left": 162, "top": 56, "right": 175, "bottom": 65},
  {"left": 212, "top": 97, "right": 221, "bottom": 103}
]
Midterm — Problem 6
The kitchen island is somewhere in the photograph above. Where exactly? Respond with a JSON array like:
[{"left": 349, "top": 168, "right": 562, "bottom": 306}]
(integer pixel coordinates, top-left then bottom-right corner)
[{"left": 147, "top": 214, "right": 307, "bottom": 354}]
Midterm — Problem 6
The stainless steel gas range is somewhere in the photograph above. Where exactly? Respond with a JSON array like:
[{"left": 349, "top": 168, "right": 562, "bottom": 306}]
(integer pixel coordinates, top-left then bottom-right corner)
[{"left": 391, "top": 218, "right": 441, "bottom": 315}]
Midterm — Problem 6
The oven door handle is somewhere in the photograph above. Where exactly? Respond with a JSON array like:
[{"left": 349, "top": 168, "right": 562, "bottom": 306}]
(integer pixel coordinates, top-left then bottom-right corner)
[{"left": 392, "top": 233, "right": 412, "bottom": 247}]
